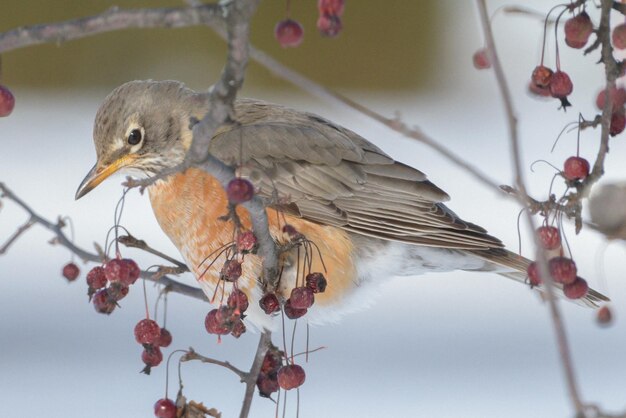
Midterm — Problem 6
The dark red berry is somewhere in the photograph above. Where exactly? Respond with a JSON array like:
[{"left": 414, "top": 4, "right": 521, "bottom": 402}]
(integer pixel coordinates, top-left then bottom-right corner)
[
  {"left": 564, "top": 12, "right": 593, "bottom": 49},
  {"left": 230, "top": 319, "right": 246, "bottom": 338},
  {"left": 220, "top": 259, "right": 242, "bottom": 282},
  {"left": 204, "top": 308, "right": 232, "bottom": 335},
  {"left": 563, "top": 156, "right": 590, "bottom": 181},
  {"left": 228, "top": 289, "right": 249, "bottom": 313},
  {"left": 284, "top": 298, "right": 307, "bottom": 319},
  {"left": 236, "top": 230, "right": 258, "bottom": 254},
  {"left": 528, "top": 82, "right": 552, "bottom": 98},
  {"left": 277, "top": 364, "right": 306, "bottom": 390},
  {"left": 318, "top": 0, "right": 345, "bottom": 16},
  {"left": 0, "top": 85, "right": 15, "bottom": 117},
  {"left": 122, "top": 258, "right": 141, "bottom": 285},
  {"left": 317, "top": 13, "right": 342, "bottom": 37},
  {"left": 141, "top": 345, "right": 163, "bottom": 374},
  {"left": 595, "top": 86, "right": 626, "bottom": 109},
  {"left": 537, "top": 226, "right": 561, "bottom": 250},
  {"left": 527, "top": 262, "right": 542, "bottom": 287},
  {"left": 107, "top": 282, "right": 129, "bottom": 301},
  {"left": 531, "top": 66, "right": 553, "bottom": 88},
  {"left": 472, "top": 48, "right": 491, "bottom": 70},
  {"left": 157, "top": 328, "right": 172, "bottom": 348},
  {"left": 563, "top": 277, "right": 589, "bottom": 299},
  {"left": 548, "top": 257, "right": 577, "bottom": 285},
  {"left": 290, "top": 286, "right": 314, "bottom": 309},
  {"left": 62, "top": 262, "right": 80, "bottom": 282},
  {"left": 134, "top": 319, "right": 161, "bottom": 345},
  {"left": 226, "top": 178, "right": 254, "bottom": 203},
  {"left": 305, "top": 272, "right": 327, "bottom": 293},
  {"left": 549, "top": 71, "right": 573, "bottom": 99},
  {"left": 260, "top": 293, "right": 280, "bottom": 315},
  {"left": 261, "top": 348, "right": 283, "bottom": 374},
  {"left": 86, "top": 266, "right": 107, "bottom": 290},
  {"left": 92, "top": 289, "right": 116, "bottom": 314},
  {"left": 274, "top": 19, "right": 304, "bottom": 48},
  {"left": 257, "top": 373, "right": 280, "bottom": 398},
  {"left": 597, "top": 305, "right": 613, "bottom": 326},
  {"left": 154, "top": 398, "right": 177, "bottom": 418},
  {"left": 104, "top": 258, "right": 130, "bottom": 284},
  {"left": 610, "top": 110, "right": 626, "bottom": 136},
  {"left": 613, "top": 23, "right": 626, "bottom": 49}
]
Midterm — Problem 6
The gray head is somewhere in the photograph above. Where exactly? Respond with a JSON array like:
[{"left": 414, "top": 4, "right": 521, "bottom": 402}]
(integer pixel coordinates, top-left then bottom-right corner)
[{"left": 75, "top": 80, "right": 205, "bottom": 199}]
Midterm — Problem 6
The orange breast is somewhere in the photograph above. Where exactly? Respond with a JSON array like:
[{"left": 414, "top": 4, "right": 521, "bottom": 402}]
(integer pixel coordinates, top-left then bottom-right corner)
[{"left": 148, "top": 168, "right": 357, "bottom": 307}]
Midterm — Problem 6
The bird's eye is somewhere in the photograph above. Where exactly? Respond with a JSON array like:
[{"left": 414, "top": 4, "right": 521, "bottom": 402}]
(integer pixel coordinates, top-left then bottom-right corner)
[{"left": 127, "top": 129, "right": 142, "bottom": 145}]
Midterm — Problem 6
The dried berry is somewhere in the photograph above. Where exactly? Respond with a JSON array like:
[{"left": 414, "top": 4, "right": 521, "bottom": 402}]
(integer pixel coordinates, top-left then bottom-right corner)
[
  {"left": 564, "top": 12, "right": 593, "bottom": 49},
  {"left": 527, "top": 262, "right": 542, "bottom": 287},
  {"left": 92, "top": 289, "right": 116, "bottom": 314},
  {"left": 595, "top": 86, "right": 626, "bottom": 109},
  {"left": 317, "top": 13, "right": 342, "bottom": 37},
  {"left": 290, "top": 286, "right": 314, "bottom": 309},
  {"left": 549, "top": 71, "right": 573, "bottom": 99},
  {"left": 134, "top": 319, "right": 162, "bottom": 345},
  {"left": 236, "top": 230, "right": 258, "bottom": 254},
  {"left": 277, "top": 364, "right": 306, "bottom": 390},
  {"left": 220, "top": 259, "right": 242, "bottom": 282},
  {"left": 104, "top": 258, "right": 130, "bottom": 284},
  {"left": 613, "top": 23, "right": 626, "bottom": 49},
  {"left": 472, "top": 48, "right": 491, "bottom": 70},
  {"left": 537, "top": 226, "right": 561, "bottom": 250},
  {"left": 257, "top": 373, "right": 280, "bottom": 398},
  {"left": 563, "top": 156, "right": 590, "bottom": 181},
  {"left": 122, "top": 258, "right": 141, "bottom": 285},
  {"left": 228, "top": 289, "right": 249, "bottom": 313},
  {"left": 284, "top": 298, "right": 307, "bottom": 319},
  {"left": 62, "top": 262, "right": 80, "bottom": 282},
  {"left": 305, "top": 272, "right": 327, "bottom": 293},
  {"left": 548, "top": 257, "right": 577, "bottom": 285},
  {"left": 563, "top": 277, "right": 589, "bottom": 299},
  {"left": 610, "top": 110, "right": 626, "bottom": 136},
  {"left": 596, "top": 305, "right": 613, "bottom": 326},
  {"left": 531, "top": 66, "right": 553, "bottom": 88},
  {"left": 86, "top": 266, "right": 107, "bottom": 290},
  {"left": 157, "top": 328, "right": 172, "bottom": 348},
  {"left": 0, "top": 85, "right": 15, "bottom": 117},
  {"left": 154, "top": 398, "right": 177, "bottom": 418},
  {"left": 274, "top": 19, "right": 304, "bottom": 48},
  {"left": 107, "top": 282, "right": 129, "bottom": 301},
  {"left": 204, "top": 307, "right": 233, "bottom": 335},
  {"left": 141, "top": 345, "right": 163, "bottom": 374},
  {"left": 230, "top": 319, "right": 246, "bottom": 338},
  {"left": 260, "top": 293, "right": 280, "bottom": 315}
]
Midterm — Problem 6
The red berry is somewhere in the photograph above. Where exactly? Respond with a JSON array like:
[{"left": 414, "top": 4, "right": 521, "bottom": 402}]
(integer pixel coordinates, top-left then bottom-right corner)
[
  {"left": 318, "top": 0, "right": 345, "bottom": 16},
  {"left": 277, "top": 364, "right": 306, "bottom": 390},
  {"left": 472, "top": 48, "right": 491, "bottom": 70},
  {"left": 531, "top": 66, "right": 553, "bottom": 88},
  {"left": 563, "top": 277, "right": 589, "bottom": 299},
  {"left": 134, "top": 319, "right": 162, "bottom": 345},
  {"left": 220, "top": 259, "right": 242, "bottom": 282},
  {"left": 86, "top": 266, "right": 107, "bottom": 290},
  {"left": 227, "top": 289, "right": 249, "bottom": 313},
  {"left": 528, "top": 82, "right": 552, "bottom": 98},
  {"left": 204, "top": 308, "right": 232, "bottom": 335},
  {"left": 154, "top": 398, "right": 177, "bottom": 418},
  {"left": 595, "top": 86, "right": 626, "bottom": 109},
  {"left": 548, "top": 257, "right": 577, "bottom": 285},
  {"left": 230, "top": 319, "right": 246, "bottom": 338},
  {"left": 257, "top": 373, "right": 280, "bottom": 398},
  {"left": 226, "top": 178, "right": 254, "bottom": 203},
  {"left": 157, "top": 328, "right": 172, "bottom": 348},
  {"left": 527, "top": 262, "right": 542, "bottom": 286},
  {"left": 260, "top": 293, "right": 280, "bottom": 315},
  {"left": 107, "top": 282, "right": 129, "bottom": 301},
  {"left": 141, "top": 345, "right": 163, "bottom": 374},
  {"left": 0, "top": 85, "right": 15, "bottom": 117},
  {"left": 290, "top": 286, "right": 315, "bottom": 309},
  {"left": 284, "top": 298, "right": 307, "bottom": 319},
  {"left": 305, "top": 272, "right": 327, "bottom": 293},
  {"left": 104, "top": 258, "right": 130, "bottom": 284},
  {"left": 317, "top": 13, "right": 342, "bottom": 37},
  {"left": 613, "top": 23, "right": 626, "bottom": 49},
  {"left": 596, "top": 305, "right": 613, "bottom": 326},
  {"left": 261, "top": 348, "right": 283, "bottom": 374},
  {"left": 537, "top": 226, "right": 561, "bottom": 250},
  {"left": 610, "top": 110, "right": 626, "bottom": 136},
  {"left": 236, "top": 230, "right": 258, "bottom": 254},
  {"left": 564, "top": 12, "right": 593, "bottom": 49},
  {"left": 274, "top": 19, "right": 304, "bottom": 48},
  {"left": 549, "top": 71, "right": 573, "bottom": 99},
  {"left": 62, "top": 262, "right": 80, "bottom": 282},
  {"left": 92, "top": 289, "right": 116, "bottom": 314},
  {"left": 122, "top": 258, "right": 141, "bottom": 285},
  {"left": 563, "top": 156, "right": 590, "bottom": 181}
]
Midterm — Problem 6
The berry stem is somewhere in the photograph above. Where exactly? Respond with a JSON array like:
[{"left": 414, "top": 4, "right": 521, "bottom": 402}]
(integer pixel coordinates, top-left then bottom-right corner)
[
  {"left": 165, "top": 350, "right": 187, "bottom": 399},
  {"left": 142, "top": 276, "right": 150, "bottom": 319}
]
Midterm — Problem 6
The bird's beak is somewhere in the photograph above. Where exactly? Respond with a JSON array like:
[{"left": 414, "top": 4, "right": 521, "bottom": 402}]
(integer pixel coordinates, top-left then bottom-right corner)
[{"left": 75, "top": 154, "right": 138, "bottom": 200}]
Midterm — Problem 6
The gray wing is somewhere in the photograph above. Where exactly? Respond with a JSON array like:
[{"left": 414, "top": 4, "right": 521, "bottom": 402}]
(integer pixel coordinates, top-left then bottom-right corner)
[{"left": 209, "top": 99, "right": 504, "bottom": 251}]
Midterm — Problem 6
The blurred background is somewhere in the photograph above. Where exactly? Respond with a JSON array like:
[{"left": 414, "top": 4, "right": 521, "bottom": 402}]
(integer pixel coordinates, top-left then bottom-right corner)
[{"left": 2, "top": 1, "right": 626, "bottom": 417}]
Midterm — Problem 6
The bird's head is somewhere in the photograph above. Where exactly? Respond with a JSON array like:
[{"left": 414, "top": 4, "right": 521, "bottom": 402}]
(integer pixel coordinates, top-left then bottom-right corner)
[{"left": 75, "top": 80, "right": 206, "bottom": 199}]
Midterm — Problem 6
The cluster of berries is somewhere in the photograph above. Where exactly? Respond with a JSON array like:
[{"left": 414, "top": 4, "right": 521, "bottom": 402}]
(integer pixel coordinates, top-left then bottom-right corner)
[
  {"left": 87, "top": 257, "right": 140, "bottom": 314},
  {"left": 134, "top": 317, "right": 173, "bottom": 374},
  {"left": 204, "top": 289, "right": 249, "bottom": 339},
  {"left": 274, "top": 0, "right": 345, "bottom": 48},
  {"left": 256, "top": 344, "right": 306, "bottom": 398}
]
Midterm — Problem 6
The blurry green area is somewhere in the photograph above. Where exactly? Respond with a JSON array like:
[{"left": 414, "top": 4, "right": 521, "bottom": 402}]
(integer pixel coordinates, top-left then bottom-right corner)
[{"left": 0, "top": 1, "right": 441, "bottom": 92}]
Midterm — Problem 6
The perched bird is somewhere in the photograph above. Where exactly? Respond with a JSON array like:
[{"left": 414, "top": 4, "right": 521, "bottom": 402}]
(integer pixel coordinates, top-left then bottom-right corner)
[{"left": 75, "top": 80, "right": 606, "bottom": 329}]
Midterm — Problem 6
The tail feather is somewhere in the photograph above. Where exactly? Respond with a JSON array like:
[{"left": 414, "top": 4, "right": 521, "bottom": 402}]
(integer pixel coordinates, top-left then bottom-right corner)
[{"left": 469, "top": 248, "right": 609, "bottom": 308}]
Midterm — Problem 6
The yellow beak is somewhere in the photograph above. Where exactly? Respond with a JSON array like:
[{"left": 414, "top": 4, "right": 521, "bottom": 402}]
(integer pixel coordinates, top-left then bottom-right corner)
[{"left": 75, "top": 154, "right": 138, "bottom": 200}]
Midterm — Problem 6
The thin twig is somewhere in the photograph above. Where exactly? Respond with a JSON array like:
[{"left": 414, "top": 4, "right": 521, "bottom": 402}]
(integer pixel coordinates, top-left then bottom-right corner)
[
  {"left": 118, "top": 234, "right": 188, "bottom": 269},
  {"left": 0, "top": 217, "right": 35, "bottom": 254},
  {"left": 181, "top": 347, "right": 247, "bottom": 380},
  {"left": 476, "top": 0, "right": 584, "bottom": 414}
]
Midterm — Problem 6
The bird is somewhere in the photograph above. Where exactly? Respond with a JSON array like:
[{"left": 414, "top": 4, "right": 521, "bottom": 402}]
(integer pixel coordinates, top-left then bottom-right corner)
[{"left": 75, "top": 80, "right": 607, "bottom": 330}]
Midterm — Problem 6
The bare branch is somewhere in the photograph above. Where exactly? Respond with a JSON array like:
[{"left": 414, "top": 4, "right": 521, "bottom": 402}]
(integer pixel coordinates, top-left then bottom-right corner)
[
  {"left": 118, "top": 234, "right": 188, "bottom": 270},
  {"left": 181, "top": 347, "right": 247, "bottom": 380},
  {"left": 239, "top": 331, "right": 271, "bottom": 418},
  {"left": 0, "top": 218, "right": 35, "bottom": 254}
]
